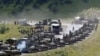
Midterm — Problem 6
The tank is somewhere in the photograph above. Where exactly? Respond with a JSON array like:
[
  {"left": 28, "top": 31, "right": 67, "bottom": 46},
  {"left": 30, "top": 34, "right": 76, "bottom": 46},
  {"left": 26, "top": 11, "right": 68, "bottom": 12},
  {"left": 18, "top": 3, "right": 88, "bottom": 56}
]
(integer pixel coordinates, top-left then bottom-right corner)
[
  {"left": 0, "top": 51, "right": 7, "bottom": 56},
  {"left": 28, "top": 45, "right": 38, "bottom": 53},
  {"left": 5, "top": 38, "right": 17, "bottom": 45},
  {"left": 35, "top": 44, "right": 49, "bottom": 51},
  {"left": 48, "top": 42, "right": 57, "bottom": 49},
  {"left": 4, "top": 50, "right": 21, "bottom": 56}
]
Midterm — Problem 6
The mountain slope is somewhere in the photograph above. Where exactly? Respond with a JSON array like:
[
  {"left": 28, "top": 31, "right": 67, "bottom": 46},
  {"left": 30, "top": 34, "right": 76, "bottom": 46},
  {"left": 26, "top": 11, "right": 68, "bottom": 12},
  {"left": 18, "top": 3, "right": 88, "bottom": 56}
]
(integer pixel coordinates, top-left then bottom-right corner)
[{"left": 0, "top": 0, "right": 100, "bottom": 19}]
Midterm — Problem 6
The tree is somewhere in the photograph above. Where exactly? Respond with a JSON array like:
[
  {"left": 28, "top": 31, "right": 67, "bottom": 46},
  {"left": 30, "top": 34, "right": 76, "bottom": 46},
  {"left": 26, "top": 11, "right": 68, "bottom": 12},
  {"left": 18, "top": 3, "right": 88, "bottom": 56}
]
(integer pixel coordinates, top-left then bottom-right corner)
[
  {"left": 0, "top": 26, "right": 6, "bottom": 34},
  {"left": 64, "top": 0, "right": 73, "bottom": 4},
  {"left": 83, "top": 0, "right": 89, "bottom": 3},
  {"left": 48, "top": 3, "right": 58, "bottom": 13}
]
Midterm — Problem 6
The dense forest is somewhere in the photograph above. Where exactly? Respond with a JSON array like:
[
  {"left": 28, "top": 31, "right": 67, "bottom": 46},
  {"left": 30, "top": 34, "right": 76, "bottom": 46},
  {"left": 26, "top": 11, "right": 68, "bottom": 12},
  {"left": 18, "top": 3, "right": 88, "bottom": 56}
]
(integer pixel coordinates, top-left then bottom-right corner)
[
  {"left": 0, "top": 0, "right": 100, "bottom": 19},
  {"left": 0, "top": 0, "right": 90, "bottom": 14}
]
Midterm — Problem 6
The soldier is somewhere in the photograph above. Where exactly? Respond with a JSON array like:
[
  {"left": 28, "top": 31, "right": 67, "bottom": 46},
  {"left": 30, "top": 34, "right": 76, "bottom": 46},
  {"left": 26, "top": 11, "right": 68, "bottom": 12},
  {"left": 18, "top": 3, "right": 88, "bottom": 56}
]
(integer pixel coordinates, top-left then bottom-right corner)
[
  {"left": 95, "top": 23, "right": 98, "bottom": 31},
  {"left": 73, "top": 26, "right": 74, "bottom": 31},
  {"left": 69, "top": 31, "right": 72, "bottom": 37},
  {"left": 43, "top": 19, "right": 48, "bottom": 25},
  {"left": 0, "top": 40, "right": 3, "bottom": 46},
  {"left": 95, "top": 18, "right": 99, "bottom": 31},
  {"left": 14, "top": 21, "right": 17, "bottom": 25}
]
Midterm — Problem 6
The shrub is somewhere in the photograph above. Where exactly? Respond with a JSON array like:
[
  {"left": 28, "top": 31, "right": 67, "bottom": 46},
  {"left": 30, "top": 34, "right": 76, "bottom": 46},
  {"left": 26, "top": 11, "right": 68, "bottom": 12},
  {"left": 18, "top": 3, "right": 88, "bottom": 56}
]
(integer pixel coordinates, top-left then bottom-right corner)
[{"left": 0, "top": 25, "right": 9, "bottom": 34}]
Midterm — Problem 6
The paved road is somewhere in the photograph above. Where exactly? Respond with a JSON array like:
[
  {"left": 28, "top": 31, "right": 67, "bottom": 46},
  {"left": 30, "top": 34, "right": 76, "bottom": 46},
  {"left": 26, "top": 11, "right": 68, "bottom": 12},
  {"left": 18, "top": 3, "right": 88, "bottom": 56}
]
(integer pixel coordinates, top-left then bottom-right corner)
[{"left": 62, "top": 23, "right": 83, "bottom": 35}]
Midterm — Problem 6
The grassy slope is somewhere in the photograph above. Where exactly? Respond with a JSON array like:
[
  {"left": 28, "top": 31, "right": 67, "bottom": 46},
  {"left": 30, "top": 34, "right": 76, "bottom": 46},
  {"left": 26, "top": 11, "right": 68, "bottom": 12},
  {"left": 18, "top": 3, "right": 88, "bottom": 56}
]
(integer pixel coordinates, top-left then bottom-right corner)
[
  {"left": 0, "top": 24, "right": 23, "bottom": 40},
  {"left": 1, "top": 0, "right": 100, "bottom": 20},
  {"left": 22, "top": 24, "right": 100, "bottom": 56}
]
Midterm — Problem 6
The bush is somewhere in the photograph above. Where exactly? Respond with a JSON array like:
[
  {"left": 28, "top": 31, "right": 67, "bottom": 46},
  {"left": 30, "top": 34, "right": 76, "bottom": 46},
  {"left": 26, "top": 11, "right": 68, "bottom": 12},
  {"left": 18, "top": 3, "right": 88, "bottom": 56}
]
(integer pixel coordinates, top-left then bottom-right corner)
[
  {"left": 65, "top": 0, "right": 73, "bottom": 4},
  {"left": 0, "top": 25, "right": 9, "bottom": 34},
  {"left": 82, "top": 0, "right": 89, "bottom": 3}
]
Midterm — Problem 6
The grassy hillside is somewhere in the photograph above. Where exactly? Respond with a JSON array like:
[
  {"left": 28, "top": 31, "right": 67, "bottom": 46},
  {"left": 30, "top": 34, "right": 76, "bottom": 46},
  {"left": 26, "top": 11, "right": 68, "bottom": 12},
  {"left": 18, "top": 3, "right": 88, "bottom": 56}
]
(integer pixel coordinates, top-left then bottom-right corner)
[
  {"left": 0, "top": 24, "right": 23, "bottom": 40},
  {"left": 0, "top": 0, "right": 100, "bottom": 20}
]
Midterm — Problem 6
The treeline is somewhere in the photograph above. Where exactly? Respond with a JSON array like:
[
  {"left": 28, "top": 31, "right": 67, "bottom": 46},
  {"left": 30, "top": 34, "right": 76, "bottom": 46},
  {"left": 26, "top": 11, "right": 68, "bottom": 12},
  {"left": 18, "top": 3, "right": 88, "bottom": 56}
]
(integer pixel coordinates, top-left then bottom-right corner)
[{"left": 0, "top": 0, "right": 74, "bottom": 14}]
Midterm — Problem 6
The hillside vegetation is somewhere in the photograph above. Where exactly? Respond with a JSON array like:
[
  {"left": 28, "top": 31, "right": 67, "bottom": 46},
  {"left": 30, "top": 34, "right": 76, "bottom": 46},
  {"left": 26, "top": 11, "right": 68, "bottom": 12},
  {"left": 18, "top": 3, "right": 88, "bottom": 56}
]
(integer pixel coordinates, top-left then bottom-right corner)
[
  {"left": 0, "top": 24, "right": 23, "bottom": 40},
  {"left": 0, "top": 0, "right": 100, "bottom": 19}
]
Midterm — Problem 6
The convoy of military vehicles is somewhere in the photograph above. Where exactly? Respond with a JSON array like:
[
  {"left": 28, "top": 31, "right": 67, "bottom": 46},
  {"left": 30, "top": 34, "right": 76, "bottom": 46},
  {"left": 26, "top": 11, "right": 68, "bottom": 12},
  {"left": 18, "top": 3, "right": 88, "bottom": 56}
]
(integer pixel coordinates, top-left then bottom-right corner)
[{"left": 0, "top": 17, "right": 99, "bottom": 56}]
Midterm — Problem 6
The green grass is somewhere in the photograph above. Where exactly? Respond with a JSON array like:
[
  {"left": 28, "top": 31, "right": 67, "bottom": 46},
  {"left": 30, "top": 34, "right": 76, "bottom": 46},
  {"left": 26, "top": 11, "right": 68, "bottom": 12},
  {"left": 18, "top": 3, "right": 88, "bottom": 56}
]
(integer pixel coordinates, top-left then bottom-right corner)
[
  {"left": 40, "top": 0, "right": 100, "bottom": 18},
  {"left": 22, "top": 24, "right": 100, "bottom": 56},
  {"left": 1, "top": 0, "right": 100, "bottom": 19},
  {"left": 0, "top": 24, "right": 23, "bottom": 40}
]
